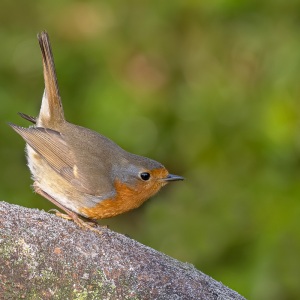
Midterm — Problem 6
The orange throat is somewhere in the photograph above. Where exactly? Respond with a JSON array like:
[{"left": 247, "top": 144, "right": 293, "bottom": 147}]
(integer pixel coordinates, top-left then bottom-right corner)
[{"left": 80, "top": 169, "right": 168, "bottom": 219}]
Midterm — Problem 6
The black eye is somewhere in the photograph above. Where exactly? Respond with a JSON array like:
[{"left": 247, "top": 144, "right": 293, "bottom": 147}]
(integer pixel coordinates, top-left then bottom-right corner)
[{"left": 140, "top": 172, "right": 150, "bottom": 181}]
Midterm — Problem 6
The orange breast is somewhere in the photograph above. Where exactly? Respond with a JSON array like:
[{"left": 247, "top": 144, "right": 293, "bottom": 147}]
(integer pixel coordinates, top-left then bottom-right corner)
[{"left": 80, "top": 168, "right": 168, "bottom": 219}]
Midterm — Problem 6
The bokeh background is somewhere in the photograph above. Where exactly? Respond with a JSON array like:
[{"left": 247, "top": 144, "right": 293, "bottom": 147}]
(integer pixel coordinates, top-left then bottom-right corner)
[{"left": 1, "top": 1, "right": 300, "bottom": 299}]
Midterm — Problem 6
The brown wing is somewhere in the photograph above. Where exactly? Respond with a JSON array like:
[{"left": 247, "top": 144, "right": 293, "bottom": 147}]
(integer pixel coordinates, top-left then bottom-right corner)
[{"left": 9, "top": 123, "right": 91, "bottom": 194}]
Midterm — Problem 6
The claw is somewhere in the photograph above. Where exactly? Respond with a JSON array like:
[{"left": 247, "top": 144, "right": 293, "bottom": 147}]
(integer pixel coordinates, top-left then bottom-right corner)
[
  {"left": 72, "top": 217, "right": 102, "bottom": 234},
  {"left": 35, "top": 184, "right": 102, "bottom": 234}
]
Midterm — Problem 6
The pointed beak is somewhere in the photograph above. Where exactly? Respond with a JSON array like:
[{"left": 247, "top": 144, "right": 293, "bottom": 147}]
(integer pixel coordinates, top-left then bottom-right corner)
[{"left": 163, "top": 174, "right": 184, "bottom": 182}]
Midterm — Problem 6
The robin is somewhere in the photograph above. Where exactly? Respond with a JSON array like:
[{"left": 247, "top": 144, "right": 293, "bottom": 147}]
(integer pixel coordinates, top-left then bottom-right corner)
[{"left": 9, "top": 31, "right": 183, "bottom": 231}]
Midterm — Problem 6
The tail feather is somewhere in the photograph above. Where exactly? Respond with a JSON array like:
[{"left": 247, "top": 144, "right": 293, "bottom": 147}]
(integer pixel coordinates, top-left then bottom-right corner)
[
  {"left": 37, "top": 31, "right": 64, "bottom": 128},
  {"left": 18, "top": 112, "right": 36, "bottom": 124}
]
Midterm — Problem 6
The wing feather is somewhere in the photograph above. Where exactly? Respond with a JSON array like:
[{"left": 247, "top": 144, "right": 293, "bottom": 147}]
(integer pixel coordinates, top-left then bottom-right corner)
[{"left": 9, "top": 123, "right": 91, "bottom": 194}]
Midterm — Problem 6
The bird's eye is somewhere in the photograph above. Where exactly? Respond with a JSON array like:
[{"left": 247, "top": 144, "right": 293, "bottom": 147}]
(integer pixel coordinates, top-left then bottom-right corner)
[{"left": 140, "top": 172, "right": 151, "bottom": 181}]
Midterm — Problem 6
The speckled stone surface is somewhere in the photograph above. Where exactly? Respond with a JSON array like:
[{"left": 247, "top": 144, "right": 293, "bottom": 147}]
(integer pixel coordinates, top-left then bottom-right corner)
[{"left": 0, "top": 201, "right": 246, "bottom": 299}]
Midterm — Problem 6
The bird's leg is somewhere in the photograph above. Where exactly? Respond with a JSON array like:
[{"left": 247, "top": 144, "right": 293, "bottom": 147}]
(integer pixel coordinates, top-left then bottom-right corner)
[
  {"left": 33, "top": 184, "right": 102, "bottom": 234},
  {"left": 48, "top": 209, "right": 99, "bottom": 226}
]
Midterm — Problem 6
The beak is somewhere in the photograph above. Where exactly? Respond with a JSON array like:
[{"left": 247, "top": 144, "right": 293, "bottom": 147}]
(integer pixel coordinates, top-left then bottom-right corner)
[{"left": 164, "top": 174, "right": 184, "bottom": 182}]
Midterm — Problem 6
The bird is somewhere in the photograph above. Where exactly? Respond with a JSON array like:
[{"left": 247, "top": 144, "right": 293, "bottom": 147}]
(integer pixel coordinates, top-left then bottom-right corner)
[{"left": 9, "top": 31, "right": 183, "bottom": 231}]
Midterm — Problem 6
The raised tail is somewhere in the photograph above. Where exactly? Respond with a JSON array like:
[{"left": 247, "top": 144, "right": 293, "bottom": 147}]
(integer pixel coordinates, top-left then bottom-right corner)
[{"left": 37, "top": 31, "right": 65, "bottom": 128}]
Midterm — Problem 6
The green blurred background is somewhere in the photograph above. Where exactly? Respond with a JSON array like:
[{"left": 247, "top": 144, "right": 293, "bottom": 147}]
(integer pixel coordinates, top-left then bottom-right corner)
[{"left": 1, "top": 1, "right": 300, "bottom": 299}]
